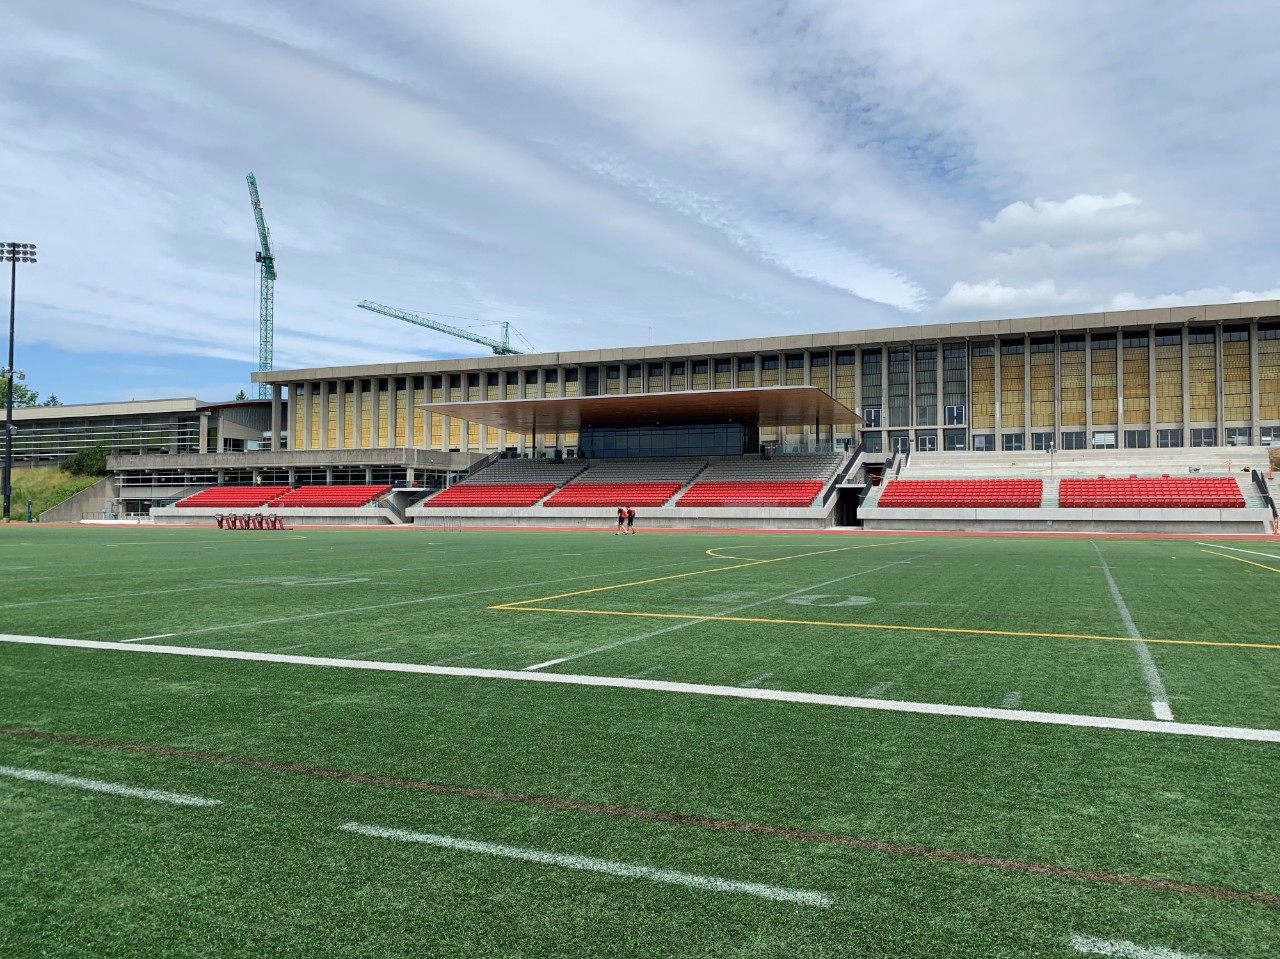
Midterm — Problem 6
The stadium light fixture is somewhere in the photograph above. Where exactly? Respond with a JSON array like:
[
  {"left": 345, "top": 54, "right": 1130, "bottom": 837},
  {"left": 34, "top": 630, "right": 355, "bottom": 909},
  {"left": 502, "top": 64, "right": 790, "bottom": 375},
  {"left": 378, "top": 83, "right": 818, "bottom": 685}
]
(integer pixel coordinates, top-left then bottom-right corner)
[{"left": 2, "top": 241, "right": 38, "bottom": 522}]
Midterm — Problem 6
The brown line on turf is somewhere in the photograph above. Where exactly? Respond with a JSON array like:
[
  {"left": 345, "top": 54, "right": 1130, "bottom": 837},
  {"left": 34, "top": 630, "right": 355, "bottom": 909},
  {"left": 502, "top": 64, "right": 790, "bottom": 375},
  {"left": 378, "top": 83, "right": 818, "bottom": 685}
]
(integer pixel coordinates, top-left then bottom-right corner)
[{"left": 2, "top": 725, "right": 1276, "bottom": 909}]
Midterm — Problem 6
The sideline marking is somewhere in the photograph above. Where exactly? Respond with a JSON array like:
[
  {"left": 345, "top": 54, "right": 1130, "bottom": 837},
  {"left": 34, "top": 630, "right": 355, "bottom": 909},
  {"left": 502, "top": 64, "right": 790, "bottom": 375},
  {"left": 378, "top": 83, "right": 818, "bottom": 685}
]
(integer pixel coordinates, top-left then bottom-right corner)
[
  {"left": 123, "top": 633, "right": 176, "bottom": 644},
  {"left": 2, "top": 634, "right": 1277, "bottom": 743},
  {"left": 494, "top": 542, "right": 902, "bottom": 609},
  {"left": 1070, "top": 933, "right": 1224, "bottom": 959},
  {"left": 1201, "top": 549, "right": 1280, "bottom": 575},
  {"left": 0, "top": 764, "right": 221, "bottom": 807},
  {"left": 1091, "top": 543, "right": 1173, "bottom": 722},
  {"left": 504, "top": 606, "right": 1280, "bottom": 651},
  {"left": 340, "top": 822, "right": 832, "bottom": 907},
  {"left": 520, "top": 558, "right": 913, "bottom": 670},
  {"left": 1194, "top": 542, "right": 1280, "bottom": 562},
  {"left": 1, "top": 725, "right": 1274, "bottom": 907}
]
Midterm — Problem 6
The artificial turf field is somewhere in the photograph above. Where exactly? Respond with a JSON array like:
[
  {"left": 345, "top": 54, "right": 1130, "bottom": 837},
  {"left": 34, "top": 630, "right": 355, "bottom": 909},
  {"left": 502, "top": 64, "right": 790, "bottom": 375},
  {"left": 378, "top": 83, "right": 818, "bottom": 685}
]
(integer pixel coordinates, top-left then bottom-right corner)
[{"left": 0, "top": 525, "right": 1278, "bottom": 958}]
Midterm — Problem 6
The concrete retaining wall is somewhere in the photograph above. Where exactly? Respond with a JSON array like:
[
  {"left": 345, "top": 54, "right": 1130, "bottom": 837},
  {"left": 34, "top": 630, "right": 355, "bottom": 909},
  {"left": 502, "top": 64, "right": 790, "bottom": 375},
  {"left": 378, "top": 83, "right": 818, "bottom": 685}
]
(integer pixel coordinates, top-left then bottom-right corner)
[
  {"left": 861, "top": 506, "right": 1273, "bottom": 534},
  {"left": 408, "top": 502, "right": 839, "bottom": 529},
  {"left": 150, "top": 506, "right": 396, "bottom": 526}
]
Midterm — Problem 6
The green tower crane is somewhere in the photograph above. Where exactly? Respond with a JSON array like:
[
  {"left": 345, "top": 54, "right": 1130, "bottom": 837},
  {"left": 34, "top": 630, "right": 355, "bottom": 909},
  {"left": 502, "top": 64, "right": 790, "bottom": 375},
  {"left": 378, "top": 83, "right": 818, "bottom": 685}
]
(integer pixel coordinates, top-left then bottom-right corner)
[
  {"left": 357, "top": 300, "right": 523, "bottom": 355},
  {"left": 246, "top": 172, "right": 276, "bottom": 398}
]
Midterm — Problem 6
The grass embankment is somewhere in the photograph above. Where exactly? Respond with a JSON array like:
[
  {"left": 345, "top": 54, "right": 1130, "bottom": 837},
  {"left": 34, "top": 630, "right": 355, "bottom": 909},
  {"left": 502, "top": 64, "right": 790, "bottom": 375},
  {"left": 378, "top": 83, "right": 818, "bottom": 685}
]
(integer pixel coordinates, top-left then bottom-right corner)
[{"left": 8, "top": 467, "right": 101, "bottom": 518}]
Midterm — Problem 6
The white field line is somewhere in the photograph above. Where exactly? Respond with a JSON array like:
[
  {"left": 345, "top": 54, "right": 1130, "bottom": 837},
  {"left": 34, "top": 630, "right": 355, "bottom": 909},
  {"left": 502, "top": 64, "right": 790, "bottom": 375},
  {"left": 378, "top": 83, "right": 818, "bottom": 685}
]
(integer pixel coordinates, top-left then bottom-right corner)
[
  {"left": 144, "top": 558, "right": 706, "bottom": 641},
  {"left": 1194, "top": 542, "right": 1280, "bottom": 562},
  {"left": 0, "top": 764, "right": 221, "bottom": 807},
  {"left": 1070, "top": 933, "right": 1224, "bottom": 959},
  {"left": 522, "top": 557, "right": 914, "bottom": 671},
  {"left": 122, "top": 633, "right": 176, "bottom": 644},
  {"left": 1091, "top": 543, "right": 1173, "bottom": 722},
  {"left": 4, "top": 634, "right": 1278, "bottom": 743},
  {"left": 339, "top": 823, "right": 832, "bottom": 907},
  {"left": 1002, "top": 691, "right": 1023, "bottom": 708}
]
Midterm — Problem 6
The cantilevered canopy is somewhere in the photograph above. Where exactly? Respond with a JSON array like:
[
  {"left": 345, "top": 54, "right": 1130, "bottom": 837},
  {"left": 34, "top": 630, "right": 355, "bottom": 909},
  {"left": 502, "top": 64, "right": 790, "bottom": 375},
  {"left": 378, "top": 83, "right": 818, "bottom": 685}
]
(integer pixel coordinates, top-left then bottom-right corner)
[{"left": 419, "top": 386, "right": 861, "bottom": 433}]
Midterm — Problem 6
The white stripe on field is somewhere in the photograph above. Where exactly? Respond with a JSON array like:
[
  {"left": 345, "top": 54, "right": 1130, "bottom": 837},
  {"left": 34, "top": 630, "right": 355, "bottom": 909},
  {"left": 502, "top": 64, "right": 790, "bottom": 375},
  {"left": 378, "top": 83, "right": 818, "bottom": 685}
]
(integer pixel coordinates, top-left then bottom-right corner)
[
  {"left": 3, "top": 634, "right": 1278, "bottom": 743},
  {"left": 1091, "top": 544, "right": 1173, "bottom": 722},
  {"left": 122, "top": 633, "right": 175, "bottom": 643},
  {"left": 1193, "top": 542, "right": 1280, "bottom": 562},
  {"left": 1070, "top": 933, "right": 1224, "bottom": 959},
  {"left": 0, "top": 764, "right": 221, "bottom": 807},
  {"left": 523, "top": 557, "right": 914, "bottom": 671},
  {"left": 339, "top": 822, "right": 831, "bottom": 907}
]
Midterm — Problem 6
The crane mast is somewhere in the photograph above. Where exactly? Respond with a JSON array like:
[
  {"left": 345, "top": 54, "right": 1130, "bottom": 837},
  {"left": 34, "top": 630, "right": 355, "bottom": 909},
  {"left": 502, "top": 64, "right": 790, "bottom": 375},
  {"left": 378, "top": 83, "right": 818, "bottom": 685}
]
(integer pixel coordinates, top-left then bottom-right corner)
[
  {"left": 246, "top": 172, "right": 276, "bottom": 398},
  {"left": 357, "top": 300, "right": 522, "bottom": 355}
]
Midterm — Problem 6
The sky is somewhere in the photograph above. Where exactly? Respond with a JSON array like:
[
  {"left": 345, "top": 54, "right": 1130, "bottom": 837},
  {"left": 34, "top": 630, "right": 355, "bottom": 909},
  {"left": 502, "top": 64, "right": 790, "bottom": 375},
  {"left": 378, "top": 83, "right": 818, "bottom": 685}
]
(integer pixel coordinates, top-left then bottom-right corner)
[{"left": 2, "top": 0, "right": 1278, "bottom": 404}]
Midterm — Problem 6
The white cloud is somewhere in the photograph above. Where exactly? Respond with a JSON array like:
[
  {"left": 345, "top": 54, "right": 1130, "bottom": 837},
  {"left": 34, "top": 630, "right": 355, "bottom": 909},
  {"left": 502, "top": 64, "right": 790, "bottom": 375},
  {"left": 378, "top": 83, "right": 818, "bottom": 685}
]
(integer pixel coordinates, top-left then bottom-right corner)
[
  {"left": 937, "top": 279, "right": 1083, "bottom": 313},
  {"left": 980, "top": 193, "right": 1146, "bottom": 241},
  {"left": 1099, "top": 287, "right": 1280, "bottom": 312}
]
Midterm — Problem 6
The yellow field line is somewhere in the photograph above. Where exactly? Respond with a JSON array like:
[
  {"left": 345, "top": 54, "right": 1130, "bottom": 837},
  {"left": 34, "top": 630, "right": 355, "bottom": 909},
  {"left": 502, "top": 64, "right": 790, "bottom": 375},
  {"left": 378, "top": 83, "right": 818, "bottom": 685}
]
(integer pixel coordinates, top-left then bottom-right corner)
[
  {"left": 1201, "top": 549, "right": 1280, "bottom": 574},
  {"left": 490, "top": 542, "right": 903, "bottom": 609},
  {"left": 500, "top": 605, "right": 1280, "bottom": 650}
]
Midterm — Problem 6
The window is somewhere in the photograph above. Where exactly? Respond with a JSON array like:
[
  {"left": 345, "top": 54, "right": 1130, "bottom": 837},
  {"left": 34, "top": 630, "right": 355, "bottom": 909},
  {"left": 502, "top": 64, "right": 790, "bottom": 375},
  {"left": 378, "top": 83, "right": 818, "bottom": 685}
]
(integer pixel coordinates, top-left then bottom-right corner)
[
  {"left": 1190, "top": 428, "right": 1217, "bottom": 447},
  {"left": 1092, "top": 431, "right": 1117, "bottom": 449},
  {"left": 945, "top": 405, "right": 965, "bottom": 425},
  {"left": 1259, "top": 322, "right": 1280, "bottom": 341},
  {"left": 564, "top": 369, "right": 579, "bottom": 382},
  {"left": 944, "top": 428, "right": 967, "bottom": 451},
  {"left": 692, "top": 360, "right": 708, "bottom": 375},
  {"left": 647, "top": 363, "right": 663, "bottom": 377},
  {"left": 1188, "top": 329, "right": 1215, "bottom": 345},
  {"left": 862, "top": 407, "right": 882, "bottom": 427},
  {"left": 738, "top": 357, "right": 755, "bottom": 371},
  {"left": 862, "top": 431, "right": 883, "bottom": 453},
  {"left": 1225, "top": 426, "right": 1252, "bottom": 445},
  {"left": 627, "top": 365, "right": 642, "bottom": 377},
  {"left": 1222, "top": 326, "right": 1248, "bottom": 343},
  {"left": 1030, "top": 339, "right": 1054, "bottom": 353},
  {"left": 1002, "top": 433, "right": 1024, "bottom": 452},
  {"left": 714, "top": 359, "right": 732, "bottom": 374},
  {"left": 1000, "top": 341, "right": 1024, "bottom": 355},
  {"left": 544, "top": 370, "right": 558, "bottom": 384},
  {"left": 810, "top": 354, "right": 830, "bottom": 368},
  {"left": 1060, "top": 431, "right": 1087, "bottom": 450},
  {"left": 889, "top": 432, "right": 911, "bottom": 454},
  {"left": 785, "top": 354, "right": 804, "bottom": 369},
  {"left": 467, "top": 373, "right": 480, "bottom": 387},
  {"left": 448, "top": 374, "right": 461, "bottom": 389},
  {"left": 1155, "top": 330, "right": 1182, "bottom": 346},
  {"left": 972, "top": 434, "right": 995, "bottom": 452},
  {"left": 971, "top": 343, "right": 994, "bottom": 356},
  {"left": 1260, "top": 426, "right": 1279, "bottom": 445},
  {"left": 1124, "top": 429, "right": 1150, "bottom": 449},
  {"left": 1031, "top": 432, "right": 1054, "bottom": 451},
  {"left": 1060, "top": 337, "right": 1085, "bottom": 352},
  {"left": 606, "top": 366, "right": 620, "bottom": 380},
  {"left": 1157, "top": 429, "right": 1183, "bottom": 448},
  {"left": 836, "top": 350, "right": 856, "bottom": 365},
  {"left": 505, "top": 372, "right": 519, "bottom": 385},
  {"left": 916, "top": 432, "right": 937, "bottom": 452},
  {"left": 1091, "top": 336, "right": 1116, "bottom": 350},
  {"left": 761, "top": 357, "right": 779, "bottom": 371},
  {"left": 1123, "top": 333, "right": 1149, "bottom": 348}
]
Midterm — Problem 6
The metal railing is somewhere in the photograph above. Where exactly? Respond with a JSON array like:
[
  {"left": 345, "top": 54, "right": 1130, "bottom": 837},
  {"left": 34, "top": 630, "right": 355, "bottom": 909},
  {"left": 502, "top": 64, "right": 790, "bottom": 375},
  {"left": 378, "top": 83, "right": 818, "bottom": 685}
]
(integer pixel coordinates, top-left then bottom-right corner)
[{"left": 1251, "top": 470, "right": 1278, "bottom": 517}]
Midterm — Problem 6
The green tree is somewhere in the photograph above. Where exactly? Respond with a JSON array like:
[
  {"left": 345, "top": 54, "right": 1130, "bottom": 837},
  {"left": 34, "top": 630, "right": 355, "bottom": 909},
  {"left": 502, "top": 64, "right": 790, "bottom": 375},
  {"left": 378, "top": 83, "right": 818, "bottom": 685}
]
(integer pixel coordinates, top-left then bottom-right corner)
[
  {"left": 234, "top": 389, "right": 248, "bottom": 401},
  {"left": 59, "top": 445, "right": 108, "bottom": 476},
  {"left": 0, "top": 379, "right": 39, "bottom": 407},
  {"left": 40, "top": 394, "right": 62, "bottom": 406}
]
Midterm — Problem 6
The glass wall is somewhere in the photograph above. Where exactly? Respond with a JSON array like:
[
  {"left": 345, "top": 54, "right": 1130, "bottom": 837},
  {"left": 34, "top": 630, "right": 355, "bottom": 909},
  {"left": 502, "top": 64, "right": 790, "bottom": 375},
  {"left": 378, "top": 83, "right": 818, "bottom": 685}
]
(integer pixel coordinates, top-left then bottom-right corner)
[{"left": 579, "top": 424, "right": 745, "bottom": 458}]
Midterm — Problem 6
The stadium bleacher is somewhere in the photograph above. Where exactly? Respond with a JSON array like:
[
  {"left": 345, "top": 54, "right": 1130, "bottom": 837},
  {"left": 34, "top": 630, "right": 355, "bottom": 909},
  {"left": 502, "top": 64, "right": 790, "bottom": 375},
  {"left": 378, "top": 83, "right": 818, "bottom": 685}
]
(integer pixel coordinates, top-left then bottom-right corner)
[
  {"left": 270, "top": 485, "right": 392, "bottom": 508},
  {"left": 176, "top": 486, "right": 290, "bottom": 508},
  {"left": 422, "top": 483, "right": 556, "bottom": 508},
  {"left": 544, "top": 457, "right": 706, "bottom": 507},
  {"left": 1058, "top": 476, "right": 1245, "bottom": 509},
  {"left": 877, "top": 479, "right": 1043, "bottom": 508},
  {"left": 675, "top": 452, "right": 841, "bottom": 508}
]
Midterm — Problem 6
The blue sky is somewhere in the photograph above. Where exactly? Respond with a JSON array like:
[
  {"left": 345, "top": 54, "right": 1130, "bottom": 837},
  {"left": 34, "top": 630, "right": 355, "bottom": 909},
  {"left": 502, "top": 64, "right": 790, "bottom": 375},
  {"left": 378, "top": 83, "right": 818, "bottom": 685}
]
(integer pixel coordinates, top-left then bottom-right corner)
[{"left": 3, "top": 0, "right": 1278, "bottom": 404}]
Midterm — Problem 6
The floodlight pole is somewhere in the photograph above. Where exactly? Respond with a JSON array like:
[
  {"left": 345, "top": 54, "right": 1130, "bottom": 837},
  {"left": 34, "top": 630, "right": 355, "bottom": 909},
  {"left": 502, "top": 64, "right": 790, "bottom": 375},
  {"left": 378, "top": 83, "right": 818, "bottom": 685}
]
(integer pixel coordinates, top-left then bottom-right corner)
[
  {"left": 1049, "top": 442, "right": 1056, "bottom": 479},
  {"left": 3, "top": 242, "right": 37, "bottom": 523}
]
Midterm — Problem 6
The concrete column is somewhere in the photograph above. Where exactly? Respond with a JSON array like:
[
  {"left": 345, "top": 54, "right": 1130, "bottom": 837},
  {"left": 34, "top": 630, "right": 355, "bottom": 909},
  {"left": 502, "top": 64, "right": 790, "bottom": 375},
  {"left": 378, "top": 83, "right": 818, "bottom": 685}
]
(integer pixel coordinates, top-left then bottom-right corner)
[
  {"left": 1085, "top": 336, "right": 1093, "bottom": 444},
  {"left": 301, "top": 384, "right": 312, "bottom": 451},
  {"left": 1115, "top": 332, "right": 1124, "bottom": 443},
  {"left": 1181, "top": 327, "right": 1191, "bottom": 437},
  {"left": 353, "top": 382, "right": 363, "bottom": 448},
  {"left": 1215, "top": 323, "right": 1225, "bottom": 443},
  {"left": 198, "top": 412, "right": 209, "bottom": 454},
  {"left": 287, "top": 467, "right": 296, "bottom": 486},
  {"left": 753, "top": 355, "right": 761, "bottom": 388},
  {"left": 270, "top": 385, "right": 282, "bottom": 451},
  {"left": 994, "top": 341, "right": 1003, "bottom": 439},
  {"left": 1148, "top": 326, "right": 1157, "bottom": 445},
  {"left": 325, "top": 466, "right": 333, "bottom": 484},
  {"left": 1052, "top": 336, "right": 1061, "bottom": 445},
  {"left": 1023, "top": 334, "right": 1031, "bottom": 447},
  {"left": 935, "top": 341, "right": 944, "bottom": 442},
  {"left": 1251, "top": 319, "right": 1261, "bottom": 440},
  {"left": 388, "top": 382, "right": 398, "bottom": 451},
  {"left": 319, "top": 381, "right": 330, "bottom": 451}
]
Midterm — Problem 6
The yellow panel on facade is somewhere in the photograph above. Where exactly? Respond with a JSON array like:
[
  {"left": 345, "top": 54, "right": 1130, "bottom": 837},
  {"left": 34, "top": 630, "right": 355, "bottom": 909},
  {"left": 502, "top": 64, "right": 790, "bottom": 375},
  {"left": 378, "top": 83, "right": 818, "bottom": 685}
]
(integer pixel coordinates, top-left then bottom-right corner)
[
  {"left": 1092, "top": 348, "right": 1117, "bottom": 424},
  {"left": 1059, "top": 351, "right": 1085, "bottom": 427},
  {"left": 1000, "top": 352, "right": 1025, "bottom": 427},
  {"left": 1155, "top": 345, "right": 1182, "bottom": 423},
  {"left": 343, "top": 405, "right": 354, "bottom": 447},
  {"left": 486, "top": 426, "right": 500, "bottom": 446},
  {"left": 327, "top": 398, "right": 338, "bottom": 448},
  {"left": 362, "top": 391, "right": 375, "bottom": 448},
  {"left": 449, "top": 420, "right": 462, "bottom": 446},
  {"left": 310, "top": 394, "right": 321, "bottom": 447},
  {"left": 396, "top": 390, "right": 409, "bottom": 445},
  {"left": 468, "top": 423, "right": 480, "bottom": 446},
  {"left": 1122, "top": 347, "right": 1150, "bottom": 425},
  {"left": 377, "top": 394, "right": 390, "bottom": 446},
  {"left": 648, "top": 374, "right": 664, "bottom": 393},
  {"left": 970, "top": 354, "right": 995, "bottom": 428},
  {"left": 412, "top": 388, "right": 426, "bottom": 445},
  {"left": 563, "top": 431, "right": 578, "bottom": 446},
  {"left": 670, "top": 373, "right": 686, "bottom": 391},
  {"left": 691, "top": 372, "right": 709, "bottom": 390},
  {"left": 713, "top": 371, "right": 731, "bottom": 390},
  {"left": 1260, "top": 340, "right": 1280, "bottom": 419},
  {"left": 606, "top": 377, "right": 620, "bottom": 395},
  {"left": 627, "top": 372, "right": 643, "bottom": 394},
  {"left": 564, "top": 380, "right": 580, "bottom": 398},
  {"left": 1188, "top": 343, "right": 1216, "bottom": 421},
  {"left": 811, "top": 366, "right": 831, "bottom": 396},
  {"left": 761, "top": 364, "right": 779, "bottom": 388},
  {"left": 736, "top": 370, "right": 753, "bottom": 389},
  {"left": 524, "top": 380, "right": 539, "bottom": 399},
  {"left": 430, "top": 414, "right": 443, "bottom": 447},
  {"left": 1222, "top": 340, "right": 1251, "bottom": 420},
  {"left": 1030, "top": 352, "right": 1054, "bottom": 427}
]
